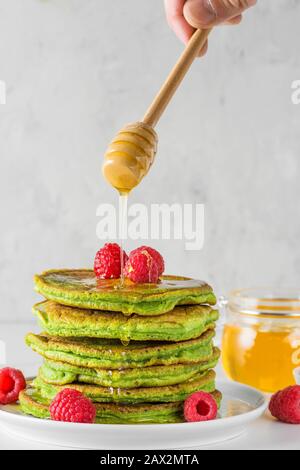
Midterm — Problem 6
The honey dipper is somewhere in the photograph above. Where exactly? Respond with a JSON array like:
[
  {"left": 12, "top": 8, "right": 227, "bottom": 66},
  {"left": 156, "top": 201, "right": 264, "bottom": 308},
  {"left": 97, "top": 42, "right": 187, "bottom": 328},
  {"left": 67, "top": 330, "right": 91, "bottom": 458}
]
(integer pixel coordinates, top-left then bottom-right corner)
[{"left": 103, "top": 28, "right": 212, "bottom": 194}]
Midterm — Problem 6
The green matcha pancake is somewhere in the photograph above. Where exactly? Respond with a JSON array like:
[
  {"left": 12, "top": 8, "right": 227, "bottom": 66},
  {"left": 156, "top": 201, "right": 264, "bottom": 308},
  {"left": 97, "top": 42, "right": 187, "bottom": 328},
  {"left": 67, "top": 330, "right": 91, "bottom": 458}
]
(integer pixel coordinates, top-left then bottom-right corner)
[
  {"left": 33, "top": 370, "right": 216, "bottom": 404},
  {"left": 26, "top": 329, "right": 216, "bottom": 370},
  {"left": 19, "top": 388, "right": 222, "bottom": 424},
  {"left": 34, "top": 270, "right": 217, "bottom": 316},
  {"left": 38, "top": 348, "right": 220, "bottom": 388},
  {"left": 34, "top": 300, "right": 219, "bottom": 343}
]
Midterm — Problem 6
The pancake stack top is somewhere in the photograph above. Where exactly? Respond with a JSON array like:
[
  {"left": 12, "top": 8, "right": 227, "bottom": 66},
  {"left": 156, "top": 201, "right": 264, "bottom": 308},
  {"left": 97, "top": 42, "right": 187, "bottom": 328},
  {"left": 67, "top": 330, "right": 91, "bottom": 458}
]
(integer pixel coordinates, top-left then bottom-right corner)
[{"left": 20, "top": 270, "right": 221, "bottom": 424}]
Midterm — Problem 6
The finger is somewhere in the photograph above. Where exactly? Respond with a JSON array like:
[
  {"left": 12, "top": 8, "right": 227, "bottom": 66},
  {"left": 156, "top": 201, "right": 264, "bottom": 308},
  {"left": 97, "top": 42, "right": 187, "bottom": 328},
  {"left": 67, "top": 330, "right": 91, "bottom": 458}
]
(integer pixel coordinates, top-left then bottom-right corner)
[
  {"left": 225, "top": 14, "right": 243, "bottom": 25},
  {"left": 164, "top": 0, "right": 195, "bottom": 44},
  {"left": 183, "top": 0, "right": 257, "bottom": 28}
]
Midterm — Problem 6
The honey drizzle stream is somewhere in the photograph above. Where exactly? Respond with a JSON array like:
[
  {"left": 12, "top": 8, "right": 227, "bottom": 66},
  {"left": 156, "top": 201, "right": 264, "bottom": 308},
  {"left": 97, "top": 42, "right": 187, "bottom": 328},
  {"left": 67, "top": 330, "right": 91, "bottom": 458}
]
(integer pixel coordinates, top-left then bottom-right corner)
[{"left": 118, "top": 192, "right": 128, "bottom": 288}]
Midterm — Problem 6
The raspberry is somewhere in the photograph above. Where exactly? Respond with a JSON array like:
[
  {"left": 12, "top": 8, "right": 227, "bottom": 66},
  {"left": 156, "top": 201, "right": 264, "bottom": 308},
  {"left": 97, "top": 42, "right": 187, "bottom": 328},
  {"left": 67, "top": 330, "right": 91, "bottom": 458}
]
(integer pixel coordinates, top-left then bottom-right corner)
[
  {"left": 94, "top": 243, "right": 128, "bottom": 279},
  {"left": 50, "top": 388, "right": 96, "bottom": 424},
  {"left": 125, "top": 250, "right": 159, "bottom": 284},
  {"left": 184, "top": 391, "right": 218, "bottom": 423},
  {"left": 269, "top": 386, "right": 300, "bottom": 424},
  {"left": 269, "top": 390, "right": 281, "bottom": 418},
  {"left": 129, "top": 246, "right": 165, "bottom": 277},
  {"left": 0, "top": 367, "right": 26, "bottom": 405}
]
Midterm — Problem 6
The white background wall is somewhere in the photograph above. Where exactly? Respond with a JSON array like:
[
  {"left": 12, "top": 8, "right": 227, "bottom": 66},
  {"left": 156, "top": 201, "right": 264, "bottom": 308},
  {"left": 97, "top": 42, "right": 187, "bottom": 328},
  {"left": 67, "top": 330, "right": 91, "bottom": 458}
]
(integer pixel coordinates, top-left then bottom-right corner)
[{"left": 0, "top": 0, "right": 299, "bottom": 324}]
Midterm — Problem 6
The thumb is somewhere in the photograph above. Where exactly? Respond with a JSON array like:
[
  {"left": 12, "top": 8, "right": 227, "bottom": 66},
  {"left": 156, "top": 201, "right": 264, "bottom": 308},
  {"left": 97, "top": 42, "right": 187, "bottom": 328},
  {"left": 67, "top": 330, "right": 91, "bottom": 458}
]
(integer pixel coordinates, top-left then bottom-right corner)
[{"left": 183, "top": 0, "right": 257, "bottom": 28}]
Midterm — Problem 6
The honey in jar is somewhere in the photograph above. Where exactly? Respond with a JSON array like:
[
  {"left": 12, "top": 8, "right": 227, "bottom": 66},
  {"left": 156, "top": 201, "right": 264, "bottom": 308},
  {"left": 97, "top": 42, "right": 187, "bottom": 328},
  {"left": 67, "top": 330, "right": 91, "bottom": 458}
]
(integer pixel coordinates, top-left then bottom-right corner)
[{"left": 222, "top": 288, "right": 300, "bottom": 393}]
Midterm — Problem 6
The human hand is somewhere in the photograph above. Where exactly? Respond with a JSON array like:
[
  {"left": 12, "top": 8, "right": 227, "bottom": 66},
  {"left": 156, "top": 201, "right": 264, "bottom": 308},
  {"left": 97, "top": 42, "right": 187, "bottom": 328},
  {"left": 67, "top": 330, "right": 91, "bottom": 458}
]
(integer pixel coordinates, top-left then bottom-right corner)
[{"left": 164, "top": 0, "right": 257, "bottom": 55}]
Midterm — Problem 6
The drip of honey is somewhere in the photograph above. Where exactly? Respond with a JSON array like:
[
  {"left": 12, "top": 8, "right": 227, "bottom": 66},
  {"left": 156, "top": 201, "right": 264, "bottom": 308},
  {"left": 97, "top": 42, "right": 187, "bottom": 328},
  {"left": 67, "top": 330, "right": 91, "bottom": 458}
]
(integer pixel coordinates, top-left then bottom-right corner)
[
  {"left": 103, "top": 122, "right": 158, "bottom": 289},
  {"left": 222, "top": 324, "right": 300, "bottom": 393},
  {"left": 118, "top": 193, "right": 128, "bottom": 288}
]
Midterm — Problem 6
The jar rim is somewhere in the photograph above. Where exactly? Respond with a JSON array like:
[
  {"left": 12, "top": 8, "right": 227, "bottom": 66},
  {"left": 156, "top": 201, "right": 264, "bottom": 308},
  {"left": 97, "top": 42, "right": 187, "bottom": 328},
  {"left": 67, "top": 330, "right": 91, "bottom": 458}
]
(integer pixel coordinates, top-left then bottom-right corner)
[{"left": 228, "top": 287, "right": 300, "bottom": 317}]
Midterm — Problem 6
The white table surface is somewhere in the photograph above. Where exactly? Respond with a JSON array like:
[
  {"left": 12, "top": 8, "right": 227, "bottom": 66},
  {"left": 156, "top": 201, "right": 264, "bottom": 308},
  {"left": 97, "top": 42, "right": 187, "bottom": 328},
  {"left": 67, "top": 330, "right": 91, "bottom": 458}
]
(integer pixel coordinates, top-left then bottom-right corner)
[{"left": 1, "top": 324, "right": 299, "bottom": 451}]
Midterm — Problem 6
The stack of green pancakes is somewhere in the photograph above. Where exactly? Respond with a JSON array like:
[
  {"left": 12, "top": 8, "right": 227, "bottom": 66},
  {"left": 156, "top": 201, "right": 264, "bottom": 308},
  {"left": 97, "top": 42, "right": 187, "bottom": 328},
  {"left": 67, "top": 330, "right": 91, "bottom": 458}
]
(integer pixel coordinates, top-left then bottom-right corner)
[{"left": 20, "top": 269, "right": 221, "bottom": 424}]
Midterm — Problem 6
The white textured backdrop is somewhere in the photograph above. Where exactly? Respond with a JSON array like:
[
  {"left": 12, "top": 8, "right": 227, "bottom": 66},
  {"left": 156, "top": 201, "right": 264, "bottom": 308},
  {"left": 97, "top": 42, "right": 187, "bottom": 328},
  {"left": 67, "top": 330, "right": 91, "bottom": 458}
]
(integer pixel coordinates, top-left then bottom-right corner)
[{"left": 0, "top": 0, "right": 299, "bottom": 323}]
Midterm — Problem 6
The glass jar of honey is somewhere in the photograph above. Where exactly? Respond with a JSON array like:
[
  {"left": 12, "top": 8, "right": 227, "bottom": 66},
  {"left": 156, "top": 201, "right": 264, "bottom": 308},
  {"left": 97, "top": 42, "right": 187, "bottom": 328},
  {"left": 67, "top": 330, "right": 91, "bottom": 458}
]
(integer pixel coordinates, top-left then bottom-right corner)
[{"left": 222, "top": 288, "right": 300, "bottom": 393}]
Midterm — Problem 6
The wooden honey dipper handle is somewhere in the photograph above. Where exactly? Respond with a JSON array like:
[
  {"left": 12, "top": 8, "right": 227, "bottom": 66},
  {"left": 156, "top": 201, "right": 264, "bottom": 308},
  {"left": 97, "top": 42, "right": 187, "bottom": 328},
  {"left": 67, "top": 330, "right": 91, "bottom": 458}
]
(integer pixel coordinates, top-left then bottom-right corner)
[{"left": 143, "top": 28, "right": 212, "bottom": 129}]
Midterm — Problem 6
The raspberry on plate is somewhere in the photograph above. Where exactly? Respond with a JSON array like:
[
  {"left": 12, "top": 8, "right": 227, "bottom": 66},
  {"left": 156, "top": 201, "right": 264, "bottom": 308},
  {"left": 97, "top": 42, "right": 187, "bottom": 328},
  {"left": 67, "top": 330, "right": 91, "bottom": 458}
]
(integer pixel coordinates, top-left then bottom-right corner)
[
  {"left": 125, "top": 250, "right": 159, "bottom": 284},
  {"left": 269, "top": 390, "right": 281, "bottom": 419},
  {"left": 0, "top": 367, "right": 26, "bottom": 405},
  {"left": 269, "top": 386, "right": 300, "bottom": 424},
  {"left": 94, "top": 243, "right": 128, "bottom": 279},
  {"left": 184, "top": 391, "right": 218, "bottom": 423},
  {"left": 129, "top": 246, "right": 165, "bottom": 277},
  {"left": 50, "top": 388, "right": 96, "bottom": 424}
]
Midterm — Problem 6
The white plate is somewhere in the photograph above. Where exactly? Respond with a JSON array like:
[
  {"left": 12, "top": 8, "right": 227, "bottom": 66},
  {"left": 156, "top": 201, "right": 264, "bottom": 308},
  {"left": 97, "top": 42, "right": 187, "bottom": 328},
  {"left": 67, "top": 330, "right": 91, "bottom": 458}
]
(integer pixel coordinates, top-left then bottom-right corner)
[{"left": 0, "top": 381, "right": 267, "bottom": 450}]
